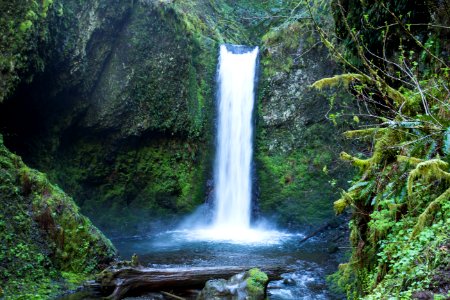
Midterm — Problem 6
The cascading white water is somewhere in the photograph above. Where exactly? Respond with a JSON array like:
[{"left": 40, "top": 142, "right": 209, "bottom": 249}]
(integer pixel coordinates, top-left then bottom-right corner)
[{"left": 213, "top": 44, "right": 259, "bottom": 230}]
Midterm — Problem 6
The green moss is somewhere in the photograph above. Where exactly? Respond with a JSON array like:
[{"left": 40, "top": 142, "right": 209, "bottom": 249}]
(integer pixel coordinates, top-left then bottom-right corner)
[
  {"left": 0, "top": 135, "right": 115, "bottom": 299},
  {"left": 0, "top": 0, "right": 60, "bottom": 102},
  {"left": 256, "top": 148, "right": 341, "bottom": 225},
  {"left": 328, "top": 73, "right": 450, "bottom": 300},
  {"left": 256, "top": 101, "right": 356, "bottom": 226},
  {"left": 60, "top": 271, "right": 88, "bottom": 290},
  {"left": 246, "top": 268, "right": 269, "bottom": 298},
  {"left": 41, "top": 0, "right": 54, "bottom": 18},
  {"left": 261, "top": 22, "right": 307, "bottom": 76},
  {"left": 254, "top": 0, "right": 359, "bottom": 227},
  {"left": 19, "top": 20, "right": 33, "bottom": 32},
  {"left": 44, "top": 134, "right": 209, "bottom": 233},
  {"left": 407, "top": 159, "right": 450, "bottom": 196},
  {"left": 312, "top": 74, "right": 366, "bottom": 90}
]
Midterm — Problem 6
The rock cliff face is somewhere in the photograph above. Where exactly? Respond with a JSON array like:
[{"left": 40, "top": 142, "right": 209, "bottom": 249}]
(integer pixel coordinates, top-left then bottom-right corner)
[
  {"left": 0, "top": 0, "right": 227, "bottom": 234},
  {"left": 255, "top": 22, "right": 357, "bottom": 226},
  {"left": 0, "top": 0, "right": 356, "bottom": 235}
]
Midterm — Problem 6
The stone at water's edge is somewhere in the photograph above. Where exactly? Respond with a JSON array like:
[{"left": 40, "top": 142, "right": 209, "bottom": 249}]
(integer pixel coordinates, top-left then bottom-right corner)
[
  {"left": 197, "top": 268, "right": 269, "bottom": 300},
  {"left": 198, "top": 279, "right": 229, "bottom": 300}
]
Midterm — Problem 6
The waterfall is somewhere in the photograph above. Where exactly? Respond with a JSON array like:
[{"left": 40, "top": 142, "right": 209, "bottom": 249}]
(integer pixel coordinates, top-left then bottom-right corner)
[
  {"left": 177, "top": 44, "right": 287, "bottom": 244},
  {"left": 213, "top": 44, "right": 259, "bottom": 230}
]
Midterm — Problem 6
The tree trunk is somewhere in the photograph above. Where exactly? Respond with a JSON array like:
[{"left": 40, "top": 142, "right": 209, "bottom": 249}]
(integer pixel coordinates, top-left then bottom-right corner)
[{"left": 95, "top": 265, "right": 289, "bottom": 300}]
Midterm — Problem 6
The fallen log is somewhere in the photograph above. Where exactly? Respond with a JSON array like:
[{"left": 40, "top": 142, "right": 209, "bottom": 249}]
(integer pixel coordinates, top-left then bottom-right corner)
[{"left": 95, "top": 265, "right": 290, "bottom": 300}]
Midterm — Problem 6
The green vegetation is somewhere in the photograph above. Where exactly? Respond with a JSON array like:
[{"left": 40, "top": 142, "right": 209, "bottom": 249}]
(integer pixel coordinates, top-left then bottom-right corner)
[
  {"left": 1, "top": 0, "right": 448, "bottom": 298},
  {"left": 0, "top": 135, "right": 115, "bottom": 299},
  {"left": 257, "top": 130, "right": 349, "bottom": 225},
  {"left": 48, "top": 136, "right": 209, "bottom": 232},
  {"left": 255, "top": 0, "right": 357, "bottom": 226},
  {"left": 246, "top": 268, "right": 269, "bottom": 298},
  {"left": 0, "top": 0, "right": 226, "bottom": 234},
  {"left": 0, "top": 0, "right": 59, "bottom": 102},
  {"left": 309, "top": 0, "right": 450, "bottom": 298}
]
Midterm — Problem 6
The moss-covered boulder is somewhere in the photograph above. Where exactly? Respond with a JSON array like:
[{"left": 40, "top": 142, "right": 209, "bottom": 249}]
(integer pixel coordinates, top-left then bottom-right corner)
[
  {"left": 0, "top": 134, "right": 116, "bottom": 298},
  {"left": 245, "top": 268, "right": 269, "bottom": 299}
]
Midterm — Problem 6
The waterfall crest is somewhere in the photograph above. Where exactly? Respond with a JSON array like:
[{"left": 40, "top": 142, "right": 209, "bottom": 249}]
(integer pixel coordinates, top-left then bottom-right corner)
[{"left": 213, "top": 44, "right": 259, "bottom": 230}]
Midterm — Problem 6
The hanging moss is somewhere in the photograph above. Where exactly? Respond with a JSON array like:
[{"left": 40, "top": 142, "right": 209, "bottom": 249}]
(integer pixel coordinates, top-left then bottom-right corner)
[
  {"left": 407, "top": 159, "right": 450, "bottom": 196},
  {"left": 397, "top": 155, "right": 423, "bottom": 166},
  {"left": 343, "top": 128, "right": 386, "bottom": 140},
  {"left": 311, "top": 73, "right": 366, "bottom": 90},
  {"left": 340, "top": 152, "right": 371, "bottom": 171},
  {"left": 311, "top": 73, "right": 411, "bottom": 108}
]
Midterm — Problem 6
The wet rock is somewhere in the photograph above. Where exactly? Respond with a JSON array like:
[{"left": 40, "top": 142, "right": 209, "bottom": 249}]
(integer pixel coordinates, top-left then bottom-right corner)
[
  {"left": 256, "top": 24, "right": 358, "bottom": 227},
  {"left": 282, "top": 278, "right": 296, "bottom": 286},
  {"left": 327, "top": 244, "right": 339, "bottom": 254},
  {"left": 0, "top": 0, "right": 221, "bottom": 236},
  {"left": 306, "top": 282, "right": 327, "bottom": 294},
  {"left": 197, "top": 268, "right": 268, "bottom": 300},
  {"left": 198, "top": 279, "right": 229, "bottom": 300}
]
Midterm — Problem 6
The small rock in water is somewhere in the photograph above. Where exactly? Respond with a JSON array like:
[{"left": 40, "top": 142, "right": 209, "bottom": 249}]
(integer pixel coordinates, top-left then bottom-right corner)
[
  {"left": 282, "top": 277, "right": 296, "bottom": 286},
  {"left": 198, "top": 279, "right": 229, "bottom": 299},
  {"left": 197, "top": 268, "right": 268, "bottom": 300}
]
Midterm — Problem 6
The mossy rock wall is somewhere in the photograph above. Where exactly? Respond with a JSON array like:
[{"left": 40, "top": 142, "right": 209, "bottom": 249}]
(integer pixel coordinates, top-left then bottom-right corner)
[
  {"left": 256, "top": 22, "right": 357, "bottom": 227},
  {"left": 46, "top": 2, "right": 220, "bottom": 234},
  {"left": 0, "top": 0, "right": 358, "bottom": 234},
  {"left": 0, "top": 0, "right": 252, "bottom": 235}
]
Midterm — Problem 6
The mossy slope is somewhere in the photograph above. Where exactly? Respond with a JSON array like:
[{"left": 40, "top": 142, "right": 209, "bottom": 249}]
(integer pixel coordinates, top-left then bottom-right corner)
[{"left": 0, "top": 134, "right": 116, "bottom": 299}]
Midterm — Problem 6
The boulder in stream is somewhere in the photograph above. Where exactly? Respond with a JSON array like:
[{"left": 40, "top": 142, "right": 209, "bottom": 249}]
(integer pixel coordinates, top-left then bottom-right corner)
[{"left": 197, "top": 268, "right": 268, "bottom": 300}]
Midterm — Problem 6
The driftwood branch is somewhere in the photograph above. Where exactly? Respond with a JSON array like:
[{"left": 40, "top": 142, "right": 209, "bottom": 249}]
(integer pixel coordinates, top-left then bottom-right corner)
[
  {"left": 161, "top": 291, "right": 186, "bottom": 300},
  {"left": 95, "top": 265, "right": 289, "bottom": 300}
]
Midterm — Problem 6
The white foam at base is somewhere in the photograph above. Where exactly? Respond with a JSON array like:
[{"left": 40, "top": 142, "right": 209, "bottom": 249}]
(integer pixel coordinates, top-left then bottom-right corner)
[{"left": 170, "top": 227, "right": 297, "bottom": 246}]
